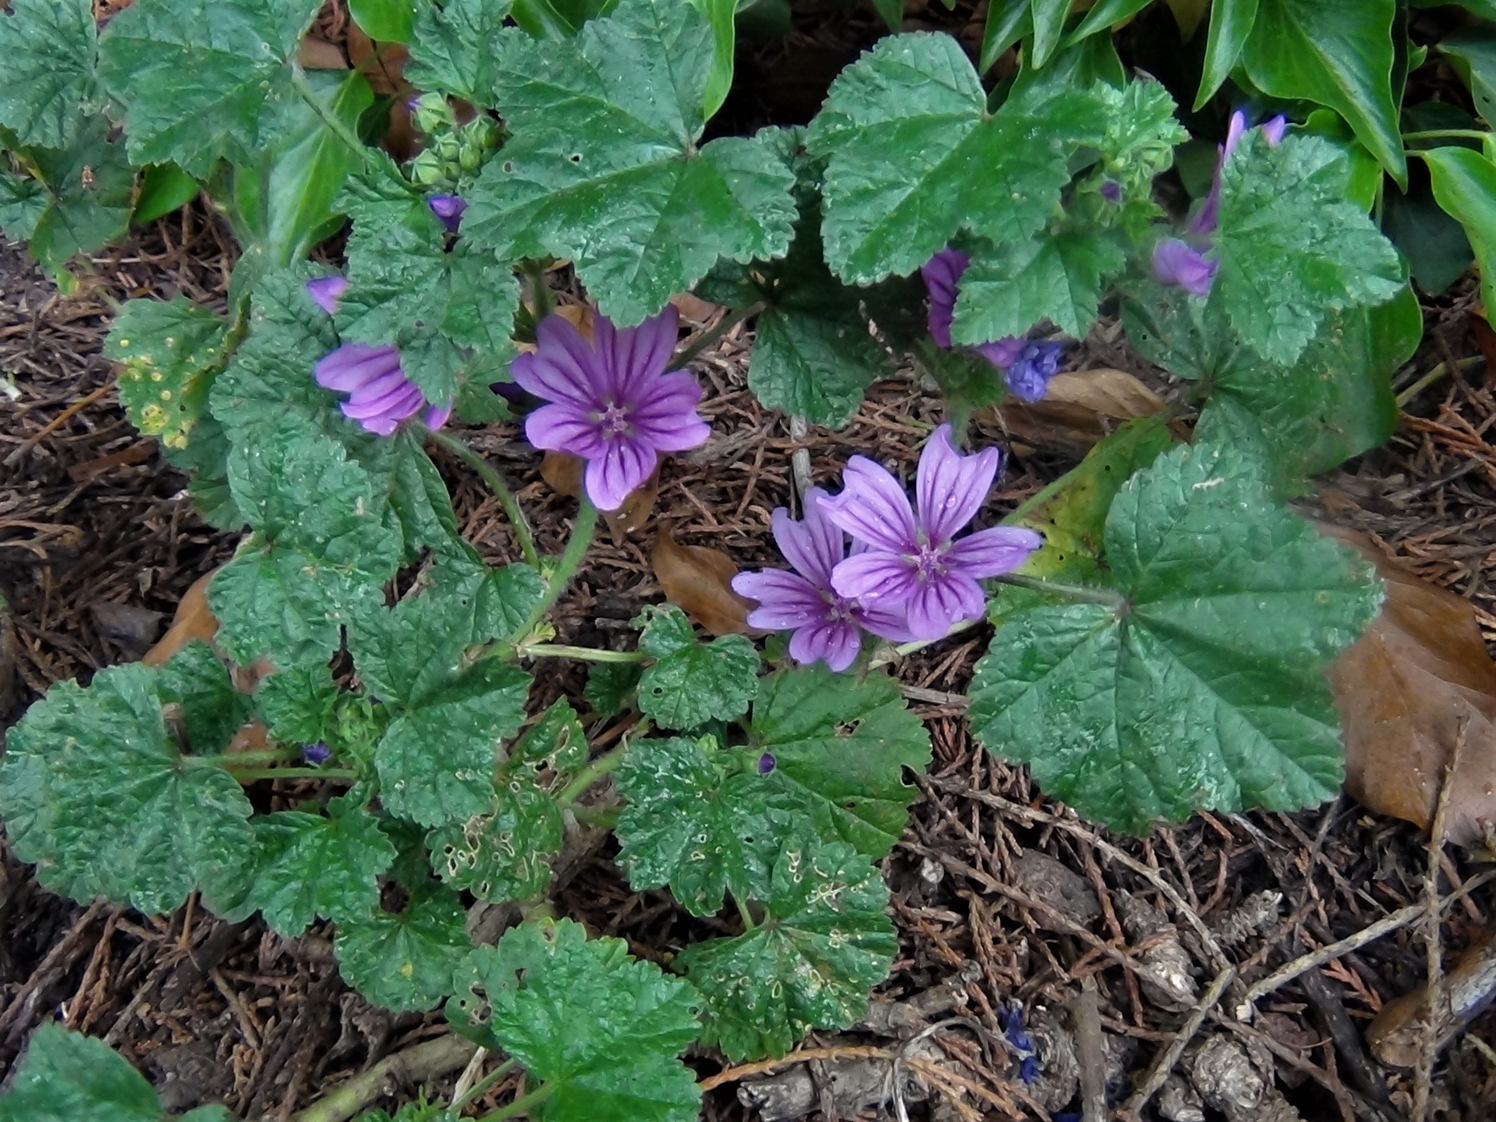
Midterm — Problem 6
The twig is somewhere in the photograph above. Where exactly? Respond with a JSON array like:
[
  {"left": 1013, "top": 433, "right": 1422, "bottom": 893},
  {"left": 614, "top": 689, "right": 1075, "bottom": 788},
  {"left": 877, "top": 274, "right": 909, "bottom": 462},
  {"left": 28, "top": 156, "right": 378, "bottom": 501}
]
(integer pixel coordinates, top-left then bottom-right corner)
[
  {"left": 451, "top": 1047, "right": 489, "bottom": 1107},
  {"left": 1072, "top": 977, "right": 1107, "bottom": 1122},
  {"left": 1122, "top": 966, "right": 1234, "bottom": 1117},
  {"left": 429, "top": 431, "right": 540, "bottom": 569},
  {"left": 3, "top": 382, "right": 113, "bottom": 467},
  {"left": 698, "top": 1045, "right": 890, "bottom": 1092},
  {"left": 1415, "top": 719, "right": 1464, "bottom": 1121},
  {"left": 288, "top": 1035, "right": 479, "bottom": 1122},
  {"left": 1242, "top": 904, "right": 1425, "bottom": 1005},
  {"left": 669, "top": 301, "right": 764, "bottom": 371}
]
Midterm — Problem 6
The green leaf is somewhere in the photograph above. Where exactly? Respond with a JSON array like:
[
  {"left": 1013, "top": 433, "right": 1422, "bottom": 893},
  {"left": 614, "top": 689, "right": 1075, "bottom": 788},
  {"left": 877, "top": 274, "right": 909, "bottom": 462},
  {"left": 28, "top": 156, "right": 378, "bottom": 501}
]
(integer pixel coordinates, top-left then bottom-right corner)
[
  {"left": 335, "top": 882, "right": 471, "bottom": 1012},
  {"left": 98, "top": 0, "right": 323, "bottom": 177},
  {"left": 1383, "top": 181, "right": 1474, "bottom": 297},
  {"left": 255, "top": 662, "right": 340, "bottom": 745},
  {"left": 133, "top": 163, "right": 201, "bottom": 224},
  {"left": 616, "top": 735, "right": 781, "bottom": 914},
  {"left": 585, "top": 661, "right": 641, "bottom": 716},
  {"left": 980, "top": 0, "right": 1029, "bottom": 72},
  {"left": 1029, "top": 0, "right": 1070, "bottom": 69},
  {"left": 106, "top": 296, "right": 229, "bottom": 450},
  {"left": 679, "top": 837, "right": 896, "bottom": 1060},
  {"left": 375, "top": 661, "right": 532, "bottom": 827},
  {"left": 1423, "top": 146, "right": 1496, "bottom": 314},
  {"left": 463, "top": 0, "right": 796, "bottom": 325},
  {"left": 0, "top": 1025, "right": 161, "bottom": 1122},
  {"left": 1196, "top": 0, "right": 1256, "bottom": 109},
  {"left": 0, "top": 663, "right": 255, "bottom": 914},
  {"left": 407, "top": 0, "right": 518, "bottom": 106},
  {"left": 683, "top": 0, "right": 736, "bottom": 117},
  {"left": 427, "top": 779, "right": 562, "bottom": 902},
  {"left": 349, "top": 0, "right": 416, "bottom": 42},
  {"left": 508, "top": 697, "right": 589, "bottom": 781},
  {"left": 2, "top": 118, "right": 134, "bottom": 272},
  {"left": 635, "top": 604, "right": 759, "bottom": 731},
  {"left": 158, "top": 639, "right": 253, "bottom": 754},
  {"left": 243, "top": 794, "right": 396, "bottom": 935},
  {"left": 1438, "top": 31, "right": 1496, "bottom": 129},
  {"left": 162, "top": 410, "right": 242, "bottom": 530},
  {"left": 1241, "top": 0, "right": 1404, "bottom": 185},
  {"left": 1066, "top": 0, "right": 1152, "bottom": 45},
  {"left": 953, "top": 228, "right": 1125, "bottom": 343},
  {"left": 806, "top": 32, "right": 1106, "bottom": 284},
  {"left": 1213, "top": 131, "right": 1403, "bottom": 365},
  {"left": 447, "top": 919, "right": 702, "bottom": 1122},
  {"left": 0, "top": 0, "right": 101, "bottom": 150},
  {"left": 967, "top": 441, "right": 1383, "bottom": 834},
  {"left": 741, "top": 664, "right": 928, "bottom": 858}
]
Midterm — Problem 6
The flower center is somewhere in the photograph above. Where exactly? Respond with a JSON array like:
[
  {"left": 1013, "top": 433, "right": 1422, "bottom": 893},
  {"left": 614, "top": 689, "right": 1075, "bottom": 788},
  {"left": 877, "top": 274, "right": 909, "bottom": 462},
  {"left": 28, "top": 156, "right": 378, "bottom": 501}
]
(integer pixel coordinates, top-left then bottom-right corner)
[
  {"left": 912, "top": 544, "right": 946, "bottom": 583},
  {"left": 821, "top": 589, "right": 857, "bottom": 623},
  {"left": 597, "top": 400, "right": 632, "bottom": 437}
]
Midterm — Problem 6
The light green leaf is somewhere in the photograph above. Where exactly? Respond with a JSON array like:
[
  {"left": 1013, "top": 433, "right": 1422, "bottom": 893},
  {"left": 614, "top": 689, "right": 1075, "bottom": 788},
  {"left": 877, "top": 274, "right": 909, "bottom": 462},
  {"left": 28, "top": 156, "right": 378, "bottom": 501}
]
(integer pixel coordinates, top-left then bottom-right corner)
[
  {"left": 1066, "top": 0, "right": 1152, "bottom": 45},
  {"left": 407, "top": 0, "right": 519, "bottom": 106},
  {"left": 1029, "top": 0, "right": 1070, "bottom": 69},
  {"left": 1440, "top": 31, "right": 1496, "bottom": 128},
  {"left": 447, "top": 919, "right": 702, "bottom": 1122},
  {"left": 1214, "top": 131, "right": 1403, "bottom": 365},
  {"left": 979, "top": 0, "right": 1029, "bottom": 72},
  {"left": 463, "top": 0, "right": 796, "bottom": 325},
  {"left": 98, "top": 0, "right": 323, "bottom": 176},
  {"left": 2, "top": 118, "right": 134, "bottom": 272},
  {"left": 106, "top": 296, "right": 229, "bottom": 450},
  {"left": 0, "top": 663, "right": 255, "bottom": 914},
  {"left": 1196, "top": 0, "right": 1256, "bottom": 109},
  {"left": 968, "top": 441, "right": 1383, "bottom": 834},
  {"left": 349, "top": 0, "right": 416, "bottom": 42},
  {"left": 0, "top": 1025, "right": 160, "bottom": 1122},
  {"left": 742, "top": 664, "right": 929, "bottom": 858},
  {"left": 953, "top": 229, "right": 1125, "bottom": 343},
  {"left": 244, "top": 794, "right": 396, "bottom": 936},
  {"left": 335, "top": 883, "right": 472, "bottom": 1012},
  {"left": 1242, "top": 0, "right": 1404, "bottom": 184},
  {"left": 1423, "top": 146, "right": 1496, "bottom": 314},
  {"left": 133, "top": 163, "right": 201, "bottom": 224},
  {"left": 635, "top": 604, "right": 759, "bottom": 731},
  {"left": 684, "top": 0, "right": 736, "bottom": 117},
  {"left": 255, "top": 662, "right": 340, "bottom": 745},
  {"left": 806, "top": 32, "right": 1106, "bottom": 284},
  {"left": 0, "top": 0, "right": 100, "bottom": 150},
  {"left": 157, "top": 639, "right": 253, "bottom": 755},
  {"left": 679, "top": 837, "right": 895, "bottom": 1060}
]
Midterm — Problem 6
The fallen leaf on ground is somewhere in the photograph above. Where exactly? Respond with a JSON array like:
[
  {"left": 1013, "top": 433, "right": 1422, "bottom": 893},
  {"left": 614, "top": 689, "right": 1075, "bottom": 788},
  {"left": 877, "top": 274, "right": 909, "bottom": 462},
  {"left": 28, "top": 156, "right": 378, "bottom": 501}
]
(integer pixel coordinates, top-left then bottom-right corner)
[
  {"left": 670, "top": 292, "right": 723, "bottom": 324},
  {"left": 90, "top": 601, "right": 164, "bottom": 655},
  {"left": 143, "top": 569, "right": 217, "bottom": 667},
  {"left": 1324, "top": 524, "right": 1496, "bottom": 847},
  {"left": 298, "top": 35, "right": 348, "bottom": 70},
  {"left": 517, "top": 302, "right": 594, "bottom": 349},
  {"left": 540, "top": 451, "right": 658, "bottom": 542},
  {"left": 1367, "top": 927, "right": 1496, "bottom": 1067},
  {"left": 652, "top": 528, "right": 753, "bottom": 635},
  {"left": 346, "top": 26, "right": 416, "bottom": 160},
  {"left": 997, "top": 368, "right": 1165, "bottom": 448}
]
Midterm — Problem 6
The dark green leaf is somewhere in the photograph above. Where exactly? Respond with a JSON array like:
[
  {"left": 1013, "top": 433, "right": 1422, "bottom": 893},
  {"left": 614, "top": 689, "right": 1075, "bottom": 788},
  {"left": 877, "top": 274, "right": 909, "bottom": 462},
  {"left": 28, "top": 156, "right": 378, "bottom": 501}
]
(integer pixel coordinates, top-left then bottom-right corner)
[
  {"left": 1439, "top": 31, "right": 1496, "bottom": 128},
  {"left": 507, "top": 697, "right": 588, "bottom": 782},
  {"left": 953, "top": 228, "right": 1125, "bottom": 343},
  {"left": 133, "top": 163, "right": 201, "bottom": 224},
  {"left": 684, "top": 0, "right": 736, "bottom": 117},
  {"left": 255, "top": 663, "right": 340, "bottom": 745},
  {"left": 679, "top": 837, "right": 895, "bottom": 1060},
  {"left": 335, "top": 883, "right": 471, "bottom": 1011},
  {"left": 585, "top": 661, "right": 641, "bottom": 716},
  {"left": 0, "top": 1024, "right": 160, "bottom": 1122},
  {"left": 2, "top": 118, "right": 133, "bottom": 272},
  {"left": 870, "top": 0, "right": 900, "bottom": 31},
  {"left": 1196, "top": 0, "right": 1256, "bottom": 109},
  {"left": 0, "top": 0, "right": 100, "bottom": 150},
  {"left": 635, "top": 604, "right": 759, "bottom": 731},
  {"left": 426, "top": 779, "right": 562, "bottom": 901},
  {"left": 1383, "top": 181, "right": 1474, "bottom": 297},
  {"left": 980, "top": 0, "right": 1029, "bottom": 72},
  {"left": 1423, "top": 146, "right": 1496, "bottom": 313},
  {"left": 407, "top": 0, "right": 519, "bottom": 106},
  {"left": 1029, "top": 0, "right": 1071, "bottom": 69},
  {"left": 349, "top": 0, "right": 416, "bottom": 42},
  {"left": 106, "top": 296, "right": 229, "bottom": 450},
  {"left": 447, "top": 919, "right": 702, "bottom": 1122},
  {"left": 968, "top": 441, "right": 1383, "bottom": 833},
  {"left": 158, "top": 640, "right": 252, "bottom": 754},
  {"left": 1067, "top": 0, "right": 1152, "bottom": 46},
  {"left": 162, "top": 410, "right": 242, "bottom": 530}
]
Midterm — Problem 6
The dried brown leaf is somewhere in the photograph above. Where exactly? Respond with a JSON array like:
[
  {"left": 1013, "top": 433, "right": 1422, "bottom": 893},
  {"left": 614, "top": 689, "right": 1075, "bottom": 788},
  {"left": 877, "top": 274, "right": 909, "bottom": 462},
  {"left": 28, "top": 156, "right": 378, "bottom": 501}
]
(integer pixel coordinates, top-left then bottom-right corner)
[
  {"left": 670, "top": 292, "right": 723, "bottom": 325},
  {"left": 652, "top": 528, "right": 752, "bottom": 636},
  {"left": 298, "top": 34, "right": 348, "bottom": 70},
  {"left": 346, "top": 26, "right": 417, "bottom": 160},
  {"left": 143, "top": 569, "right": 218, "bottom": 667},
  {"left": 539, "top": 450, "right": 658, "bottom": 542},
  {"left": 997, "top": 368, "right": 1165, "bottom": 449},
  {"left": 1324, "top": 524, "right": 1496, "bottom": 847}
]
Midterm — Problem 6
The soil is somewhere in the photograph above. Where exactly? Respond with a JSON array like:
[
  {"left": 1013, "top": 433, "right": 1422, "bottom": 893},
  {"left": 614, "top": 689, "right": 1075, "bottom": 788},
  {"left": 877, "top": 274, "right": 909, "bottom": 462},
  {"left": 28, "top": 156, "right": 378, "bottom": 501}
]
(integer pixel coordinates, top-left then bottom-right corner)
[{"left": 4, "top": 3, "right": 1496, "bottom": 1120}]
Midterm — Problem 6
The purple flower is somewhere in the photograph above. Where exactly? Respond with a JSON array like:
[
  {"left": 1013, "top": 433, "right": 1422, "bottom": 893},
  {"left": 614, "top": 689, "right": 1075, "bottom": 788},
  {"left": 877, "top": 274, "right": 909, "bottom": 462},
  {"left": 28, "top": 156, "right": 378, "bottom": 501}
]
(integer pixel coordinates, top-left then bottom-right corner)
[
  {"left": 1004, "top": 341, "right": 1065, "bottom": 404},
  {"left": 511, "top": 306, "right": 709, "bottom": 512},
  {"left": 820, "top": 425, "right": 1041, "bottom": 641},
  {"left": 1151, "top": 238, "right": 1219, "bottom": 297},
  {"left": 732, "top": 487, "right": 913, "bottom": 672},
  {"left": 306, "top": 275, "right": 348, "bottom": 315},
  {"left": 428, "top": 194, "right": 466, "bottom": 232},
  {"left": 303, "top": 741, "right": 331, "bottom": 766},
  {"left": 314, "top": 343, "right": 453, "bottom": 436},
  {"left": 1001, "top": 1003, "right": 1039, "bottom": 1083},
  {"left": 1189, "top": 110, "right": 1288, "bottom": 238},
  {"left": 757, "top": 752, "right": 777, "bottom": 775},
  {"left": 1100, "top": 180, "right": 1122, "bottom": 203}
]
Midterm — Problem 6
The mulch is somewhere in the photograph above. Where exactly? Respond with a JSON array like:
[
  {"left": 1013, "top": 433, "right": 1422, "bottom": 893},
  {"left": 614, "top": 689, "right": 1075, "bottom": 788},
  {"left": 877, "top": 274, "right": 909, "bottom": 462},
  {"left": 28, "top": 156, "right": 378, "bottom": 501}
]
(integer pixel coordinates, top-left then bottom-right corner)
[{"left": 3, "top": 159, "right": 1496, "bottom": 1122}]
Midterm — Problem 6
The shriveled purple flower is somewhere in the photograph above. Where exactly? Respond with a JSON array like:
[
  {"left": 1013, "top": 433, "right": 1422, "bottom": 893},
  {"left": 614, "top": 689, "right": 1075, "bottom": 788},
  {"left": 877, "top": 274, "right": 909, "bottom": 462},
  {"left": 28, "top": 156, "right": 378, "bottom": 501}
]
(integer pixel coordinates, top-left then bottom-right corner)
[
  {"left": 303, "top": 741, "right": 332, "bottom": 766},
  {"left": 315, "top": 343, "right": 453, "bottom": 436},
  {"left": 512, "top": 306, "right": 709, "bottom": 512},
  {"left": 306, "top": 275, "right": 348, "bottom": 315},
  {"left": 821, "top": 425, "right": 1041, "bottom": 642},
  {"left": 1004, "top": 340, "right": 1065, "bottom": 403},
  {"left": 1151, "top": 238, "right": 1219, "bottom": 297},
  {"left": 428, "top": 194, "right": 466, "bottom": 232},
  {"left": 732, "top": 487, "right": 912, "bottom": 672},
  {"left": 1100, "top": 179, "right": 1123, "bottom": 203},
  {"left": 757, "top": 752, "right": 777, "bottom": 775},
  {"left": 1001, "top": 1003, "right": 1039, "bottom": 1084}
]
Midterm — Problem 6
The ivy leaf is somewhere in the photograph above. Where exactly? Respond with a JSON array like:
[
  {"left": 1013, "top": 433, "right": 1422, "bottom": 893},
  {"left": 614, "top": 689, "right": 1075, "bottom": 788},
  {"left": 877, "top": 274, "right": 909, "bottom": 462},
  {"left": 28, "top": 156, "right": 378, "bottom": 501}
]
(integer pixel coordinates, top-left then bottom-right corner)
[
  {"left": 0, "top": 1025, "right": 162, "bottom": 1122},
  {"left": 741, "top": 664, "right": 929, "bottom": 858},
  {"left": 953, "top": 228, "right": 1126, "bottom": 343},
  {"left": 255, "top": 662, "right": 340, "bottom": 745},
  {"left": 806, "top": 32, "right": 1106, "bottom": 283},
  {"left": 447, "top": 919, "right": 702, "bottom": 1122},
  {"left": 427, "top": 779, "right": 561, "bottom": 902},
  {"left": 348, "top": 0, "right": 416, "bottom": 43},
  {"left": 1423, "top": 145, "right": 1496, "bottom": 315},
  {"left": 406, "top": 0, "right": 518, "bottom": 107},
  {"left": 679, "top": 837, "right": 896, "bottom": 1060},
  {"left": 335, "top": 882, "right": 472, "bottom": 1012},
  {"left": 0, "top": 118, "right": 133, "bottom": 273},
  {"left": 635, "top": 604, "right": 759, "bottom": 731},
  {"left": 967, "top": 441, "right": 1384, "bottom": 834},
  {"left": 0, "top": 663, "right": 255, "bottom": 915},
  {"left": 243, "top": 794, "right": 396, "bottom": 936},
  {"left": 615, "top": 735, "right": 781, "bottom": 915},
  {"left": 98, "top": 0, "right": 323, "bottom": 176},
  {"left": 1197, "top": 0, "right": 1256, "bottom": 109},
  {"left": 1214, "top": 131, "right": 1403, "bottom": 365},
  {"left": 0, "top": 0, "right": 101, "bottom": 150},
  {"left": 463, "top": 0, "right": 797, "bottom": 325},
  {"left": 157, "top": 639, "right": 252, "bottom": 755},
  {"left": 375, "top": 660, "right": 532, "bottom": 827},
  {"left": 105, "top": 296, "right": 229, "bottom": 451}
]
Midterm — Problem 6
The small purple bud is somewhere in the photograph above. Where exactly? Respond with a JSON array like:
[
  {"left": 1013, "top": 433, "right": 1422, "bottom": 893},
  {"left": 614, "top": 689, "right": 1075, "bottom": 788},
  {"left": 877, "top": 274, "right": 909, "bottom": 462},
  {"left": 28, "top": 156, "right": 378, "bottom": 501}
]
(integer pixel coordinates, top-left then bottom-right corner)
[
  {"left": 1223, "top": 109, "right": 1248, "bottom": 159},
  {"left": 1261, "top": 114, "right": 1288, "bottom": 147},
  {"left": 1151, "top": 238, "right": 1218, "bottom": 297},
  {"left": 1100, "top": 180, "right": 1122, "bottom": 203},
  {"left": 1004, "top": 340, "right": 1064, "bottom": 403},
  {"left": 305, "top": 275, "right": 348, "bottom": 315},
  {"left": 757, "top": 752, "right": 776, "bottom": 775},
  {"left": 423, "top": 401, "right": 453, "bottom": 430},
  {"left": 975, "top": 335, "right": 1024, "bottom": 370},
  {"left": 428, "top": 194, "right": 466, "bottom": 232},
  {"left": 303, "top": 741, "right": 331, "bottom": 766}
]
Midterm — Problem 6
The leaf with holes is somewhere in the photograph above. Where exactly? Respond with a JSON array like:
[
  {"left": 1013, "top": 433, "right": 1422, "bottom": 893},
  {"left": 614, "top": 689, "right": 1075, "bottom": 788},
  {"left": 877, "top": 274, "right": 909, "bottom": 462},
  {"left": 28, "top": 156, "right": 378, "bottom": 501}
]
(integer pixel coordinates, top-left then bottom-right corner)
[
  {"left": 426, "top": 777, "right": 561, "bottom": 903},
  {"left": 106, "top": 297, "right": 229, "bottom": 451}
]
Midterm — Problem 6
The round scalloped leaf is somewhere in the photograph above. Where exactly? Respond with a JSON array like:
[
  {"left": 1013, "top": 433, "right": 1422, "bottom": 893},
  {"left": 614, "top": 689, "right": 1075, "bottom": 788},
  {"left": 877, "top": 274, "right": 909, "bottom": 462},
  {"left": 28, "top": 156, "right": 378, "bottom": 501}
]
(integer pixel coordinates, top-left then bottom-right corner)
[
  {"left": 635, "top": 604, "right": 760, "bottom": 732},
  {"left": 426, "top": 777, "right": 562, "bottom": 902},
  {"left": 334, "top": 883, "right": 472, "bottom": 1012},
  {"left": 0, "top": 1024, "right": 161, "bottom": 1122}
]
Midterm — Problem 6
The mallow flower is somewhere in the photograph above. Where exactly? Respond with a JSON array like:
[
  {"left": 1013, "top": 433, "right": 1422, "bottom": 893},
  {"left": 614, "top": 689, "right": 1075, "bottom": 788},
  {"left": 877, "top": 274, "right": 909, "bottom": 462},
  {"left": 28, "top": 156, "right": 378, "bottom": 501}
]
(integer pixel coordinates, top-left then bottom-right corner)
[
  {"left": 732, "top": 487, "right": 913, "bottom": 672},
  {"left": 305, "top": 277, "right": 452, "bottom": 437},
  {"left": 820, "top": 425, "right": 1041, "bottom": 641},
  {"left": 512, "top": 306, "right": 710, "bottom": 512},
  {"left": 428, "top": 194, "right": 466, "bottom": 232},
  {"left": 922, "top": 248, "right": 1065, "bottom": 403}
]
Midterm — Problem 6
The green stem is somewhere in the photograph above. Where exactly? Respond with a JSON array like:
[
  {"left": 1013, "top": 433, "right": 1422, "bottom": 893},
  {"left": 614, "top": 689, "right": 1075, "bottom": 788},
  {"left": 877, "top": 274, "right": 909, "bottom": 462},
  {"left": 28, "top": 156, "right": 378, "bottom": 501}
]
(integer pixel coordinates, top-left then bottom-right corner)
[
  {"left": 195, "top": 747, "right": 300, "bottom": 768},
  {"left": 512, "top": 498, "right": 598, "bottom": 640},
  {"left": 570, "top": 804, "right": 619, "bottom": 829},
  {"left": 477, "top": 1081, "right": 555, "bottom": 1122},
  {"left": 429, "top": 430, "right": 540, "bottom": 568},
  {"left": 668, "top": 301, "right": 766, "bottom": 370},
  {"left": 290, "top": 65, "right": 376, "bottom": 171},
  {"left": 993, "top": 572, "right": 1128, "bottom": 609},
  {"left": 451, "top": 1058, "right": 518, "bottom": 1114},
  {"left": 735, "top": 896, "right": 757, "bottom": 932},
  {"left": 522, "top": 643, "right": 645, "bottom": 663},
  {"left": 1403, "top": 128, "right": 1491, "bottom": 143},
  {"left": 555, "top": 741, "right": 629, "bottom": 807},
  {"left": 226, "top": 766, "right": 358, "bottom": 782},
  {"left": 522, "top": 259, "right": 554, "bottom": 322}
]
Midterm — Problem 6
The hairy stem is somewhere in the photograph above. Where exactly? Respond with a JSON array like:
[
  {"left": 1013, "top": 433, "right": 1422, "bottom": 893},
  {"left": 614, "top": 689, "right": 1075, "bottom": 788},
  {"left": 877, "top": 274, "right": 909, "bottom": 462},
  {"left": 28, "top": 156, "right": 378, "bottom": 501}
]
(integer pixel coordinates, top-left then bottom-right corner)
[
  {"left": 512, "top": 498, "right": 598, "bottom": 640},
  {"left": 194, "top": 747, "right": 300, "bottom": 768},
  {"left": 555, "top": 741, "right": 630, "bottom": 807},
  {"left": 993, "top": 572, "right": 1128, "bottom": 609},
  {"left": 668, "top": 301, "right": 766, "bottom": 370},
  {"left": 451, "top": 1058, "right": 519, "bottom": 1114},
  {"left": 476, "top": 1081, "right": 555, "bottom": 1122},
  {"left": 429, "top": 430, "right": 541, "bottom": 568},
  {"left": 522, "top": 643, "right": 645, "bottom": 663}
]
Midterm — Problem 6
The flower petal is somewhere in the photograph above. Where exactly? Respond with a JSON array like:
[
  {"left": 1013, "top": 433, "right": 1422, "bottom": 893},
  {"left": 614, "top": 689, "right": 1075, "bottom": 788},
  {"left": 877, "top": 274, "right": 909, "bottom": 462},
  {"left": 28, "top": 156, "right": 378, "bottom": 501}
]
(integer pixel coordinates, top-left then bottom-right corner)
[
  {"left": 583, "top": 437, "right": 656, "bottom": 511},
  {"left": 921, "top": 247, "right": 969, "bottom": 349},
  {"left": 423, "top": 401, "right": 454, "bottom": 430},
  {"left": 818, "top": 457, "right": 918, "bottom": 552},
  {"left": 630, "top": 370, "right": 709, "bottom": 451},
  {"left": 1151, "top": 238, "right": 1218, "bottom": 297},
  {"left": 511, "top": 315, "right": 604, "bottom": 407},
  {"left": 771, "top": 487, "right": 842, "bottom": 588},
  {"left": 945, "top": 526, "right": 1042, "bottom": 579},
  {"left": 1223, "top": 109, "right": 1248, "bottom": 159},
  {"left": 789, "top": 619, "right": 862, "bottom": 672},
  {"left": 904, "top": 574, "right": 985, "bottom": 641},
  {"left": 734, "top": 570, "right": 827, "bottom": 629},
  {"left": 602, "top": 305, "right": 678, "bottom": 401},
  {"left": 916, "top": 424, "right": 1000, "bottom": 545},
  {"left": 976, "top": 335, "right": 1024, "bottom": 369},
  {"left": 341, "top": 382, "right": 424, "bottom": 421},
  {"left": 305, "top": 275, "right": 348, "bottom": 315},
  {"left": 830, "top": 550, "right": 918, "bottom": 606},
  {"left": 315, "top": 343, "right": 402, "bottom": 392},
  {"left": 855, "top": 600, "right": 916, "bottom": 643},
  {"left": 525, "top": 403, "right": 607, "bottom": 458}
]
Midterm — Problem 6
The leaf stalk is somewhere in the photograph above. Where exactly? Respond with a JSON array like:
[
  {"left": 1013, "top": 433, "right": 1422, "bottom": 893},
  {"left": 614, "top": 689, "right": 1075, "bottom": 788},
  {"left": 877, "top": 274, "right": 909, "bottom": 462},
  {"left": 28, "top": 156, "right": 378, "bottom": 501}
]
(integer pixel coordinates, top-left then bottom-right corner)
[{"left": 429, "top": 430, "right": 541, "bottom": 568}]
